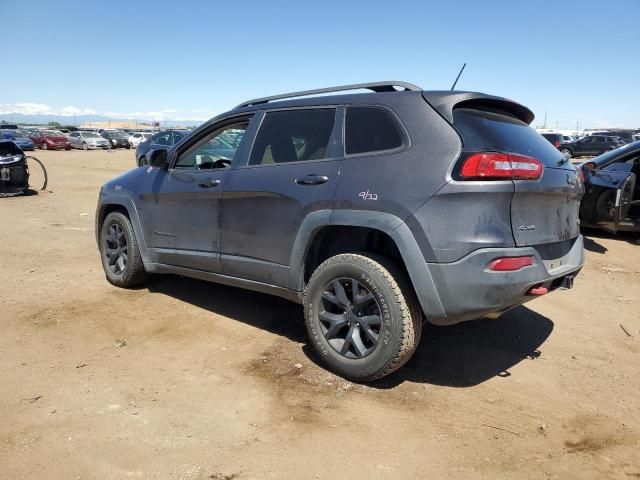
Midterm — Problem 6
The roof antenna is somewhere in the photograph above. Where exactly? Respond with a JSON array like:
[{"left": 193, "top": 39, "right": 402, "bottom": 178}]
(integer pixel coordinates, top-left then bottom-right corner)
[{"left": 450, "top": 63, "right": 467, "bottom": 91}]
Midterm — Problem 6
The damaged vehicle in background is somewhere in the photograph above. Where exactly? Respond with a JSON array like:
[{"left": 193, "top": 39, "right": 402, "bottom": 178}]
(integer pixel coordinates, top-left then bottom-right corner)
[
  {"left": 578, "top": 140, "right": 640, "bottom": 233},
  {"left": 0, "top": 140, "right": 29, "bottom": 196}
]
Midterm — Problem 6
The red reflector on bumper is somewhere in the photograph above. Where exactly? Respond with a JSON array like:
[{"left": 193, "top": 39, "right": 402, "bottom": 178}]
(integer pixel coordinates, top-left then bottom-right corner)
[{"left": 488, "top": 256, "right": 534, "bottom": 271}]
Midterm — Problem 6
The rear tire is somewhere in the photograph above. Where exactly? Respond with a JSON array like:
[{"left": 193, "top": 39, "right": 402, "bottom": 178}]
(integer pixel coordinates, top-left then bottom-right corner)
[
  {"left": 304, "top": 253, "right": 422, "bottom": 382},
  {"left": 99, "top": 212, "right": 149, "bottom": 288},
  {"left": 42, "top": 142, "right": 48, "bottom": 150},
  {"left": 82, "top": 142, "right": 88, "bottom": 151}
]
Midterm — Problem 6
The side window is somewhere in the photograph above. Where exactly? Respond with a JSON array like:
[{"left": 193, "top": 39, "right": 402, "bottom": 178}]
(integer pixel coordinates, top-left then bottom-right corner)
[
  {"left": 175, "top": 122, "right": 249, "bottom": 170},
  {"left": 345, "top": 107, "right": 403, "bottom": 155},
  {"left": 154, "top": 132, "right": 171, "bottom": 146},
  {"left": 249, "top": 109, "right": 336, "bottom": 165}
]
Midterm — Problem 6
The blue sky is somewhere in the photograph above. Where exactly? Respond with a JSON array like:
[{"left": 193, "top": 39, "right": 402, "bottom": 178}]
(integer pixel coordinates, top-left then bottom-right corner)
[{"left": 1, "top": 0, "right": 638, "bottom": 128}]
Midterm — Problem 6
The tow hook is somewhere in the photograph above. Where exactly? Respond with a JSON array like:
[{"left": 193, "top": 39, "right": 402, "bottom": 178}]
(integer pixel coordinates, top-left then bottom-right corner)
[{"left": 527, "top": 286, "right": 548, "bottom": 296}]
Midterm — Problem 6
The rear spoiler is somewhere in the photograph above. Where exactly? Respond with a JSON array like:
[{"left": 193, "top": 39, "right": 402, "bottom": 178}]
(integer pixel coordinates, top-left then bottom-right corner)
[{"left": 422, "top": 91, "right": 535, "bottom": 125}]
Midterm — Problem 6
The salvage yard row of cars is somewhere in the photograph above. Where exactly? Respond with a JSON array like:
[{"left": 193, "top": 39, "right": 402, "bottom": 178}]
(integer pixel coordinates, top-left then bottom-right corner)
[{"left": 0, "top": 126, "right": 157, "bottom": 151}]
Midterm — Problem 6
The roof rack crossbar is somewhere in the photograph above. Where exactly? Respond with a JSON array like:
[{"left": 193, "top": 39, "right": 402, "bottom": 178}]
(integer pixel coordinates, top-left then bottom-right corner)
[{"left": 234, "top": 81, "right": 421, "bottom": 109}]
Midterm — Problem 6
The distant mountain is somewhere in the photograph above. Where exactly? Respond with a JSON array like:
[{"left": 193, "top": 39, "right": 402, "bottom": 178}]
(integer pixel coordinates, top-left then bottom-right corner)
[{"left": 0, "top": 112, "right": 203, "bottom": 128}]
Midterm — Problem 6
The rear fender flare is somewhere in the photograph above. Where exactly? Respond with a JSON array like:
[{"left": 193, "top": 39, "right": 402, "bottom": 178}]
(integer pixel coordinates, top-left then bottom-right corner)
[{"left": 289, "top": 209, "right": 446, "bottom": 321}]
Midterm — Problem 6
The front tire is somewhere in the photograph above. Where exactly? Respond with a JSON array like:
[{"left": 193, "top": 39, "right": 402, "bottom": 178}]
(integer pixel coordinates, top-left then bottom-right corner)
[
  {"left": 304, "top": 253, "right": 422, "bottom": 382},
  {"left": 42, "top": 142, "right": 48, "bottom": 150},
  {"left": 99, "top": 212, "right": 149, "bottom": 288},
  {"left": 560, "top": 148, "right": 572, "bottom": 158},
  {"left": 82, "top": 142, "right": 88, "bottom": 151}
]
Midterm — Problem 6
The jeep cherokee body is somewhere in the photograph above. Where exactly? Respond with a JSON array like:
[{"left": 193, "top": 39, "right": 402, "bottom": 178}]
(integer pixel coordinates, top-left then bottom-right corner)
[{"left": 96, "top": 81, "right": 585, "bottom": 381}]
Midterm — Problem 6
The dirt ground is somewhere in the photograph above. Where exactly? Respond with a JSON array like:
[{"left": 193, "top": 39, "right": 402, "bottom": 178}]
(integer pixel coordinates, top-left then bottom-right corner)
[{"left": 1, "top": 149, "right": 639, "bottom": 479}]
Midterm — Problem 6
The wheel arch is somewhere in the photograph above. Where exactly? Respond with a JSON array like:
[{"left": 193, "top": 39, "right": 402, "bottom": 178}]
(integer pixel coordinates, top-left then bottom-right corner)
[
  {"left": 96, "top": 196, "right": 151, "bottom": 263},
  {"left": 289, "top": 210, "right": 446, "bottom": 322}
]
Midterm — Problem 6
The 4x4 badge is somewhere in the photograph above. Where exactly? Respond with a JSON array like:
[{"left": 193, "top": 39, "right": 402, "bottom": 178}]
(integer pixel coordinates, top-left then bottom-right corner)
[{"left": 518, "top": 224, "right": 536, "bottom": 231}]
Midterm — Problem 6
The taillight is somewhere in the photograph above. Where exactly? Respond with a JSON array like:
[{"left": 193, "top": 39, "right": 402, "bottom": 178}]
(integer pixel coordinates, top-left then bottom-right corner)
[
  {"left": 576, "top": 168, "right": 584, "bottom": 184},
  {"left": 460, "top": 153, "right": 543, "bottom": 181},
  {"left": 488, "top": 256, "right": 534, "bottom": 271},
  {"left": 554, "top": 141, "right": 561, "bottom": 147}
]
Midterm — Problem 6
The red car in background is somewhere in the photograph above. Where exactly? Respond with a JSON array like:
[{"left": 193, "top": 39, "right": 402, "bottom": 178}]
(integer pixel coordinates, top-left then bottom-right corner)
[{"left": 28, "top": 130, "right": 71, "bottom": 150}]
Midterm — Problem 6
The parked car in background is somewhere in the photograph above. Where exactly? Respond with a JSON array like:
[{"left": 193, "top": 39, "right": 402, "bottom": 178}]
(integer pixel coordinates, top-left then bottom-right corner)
[
  {"left": 68, "top": 131, "right": 110, "bottom": 150},
  {"left": 28, "top": 129, "right": 72, "bottom": 150},
  {"left": 578, "top": 140, "right": 640, "bottom": 233},
  {"left": 0, "top": 140, "right": 29, "bottom": 195},
  {"left": 127, "top": 131, "right": 153, "bottom": 148},
  {"left": 0, "top": 129, "right": 35, "bottom": 151},
  {"left": 135, "top": 129, "right": 191, "bottom": 166},
  {"left": 541, "top": 132, "right": 575, "bottom": 148},
  {"left": 558, "top": 135, "right": 625, "bottom": 158},
  {"left": 97, "top": 81, "right": 585, "bottom": 381},
  {"left": 101, "top": 130, "right": 131, "bottom": 149}
]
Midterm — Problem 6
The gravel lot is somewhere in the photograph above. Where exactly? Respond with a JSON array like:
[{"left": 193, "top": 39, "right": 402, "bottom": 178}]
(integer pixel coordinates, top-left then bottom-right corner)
[{"left": 1, "top": 149, "right": 639, "bottom": 479}]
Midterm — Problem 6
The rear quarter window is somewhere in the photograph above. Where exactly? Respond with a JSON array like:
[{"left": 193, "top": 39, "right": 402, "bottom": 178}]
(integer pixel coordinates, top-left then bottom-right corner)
[
  {"left": 345, "top": 107, "right": 403, "bottom": 155},
  {"left": 453, "top": 108, "right": 565, "bottom": 167}
]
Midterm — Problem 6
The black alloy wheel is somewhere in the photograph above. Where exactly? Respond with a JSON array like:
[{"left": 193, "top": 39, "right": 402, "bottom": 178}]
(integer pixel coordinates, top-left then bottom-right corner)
[
  {"left": 319, "top": 278, "right": 382, "bottom": 359},
  {"left": 104, "top": 223, "right": 128, "bottom": 275}
]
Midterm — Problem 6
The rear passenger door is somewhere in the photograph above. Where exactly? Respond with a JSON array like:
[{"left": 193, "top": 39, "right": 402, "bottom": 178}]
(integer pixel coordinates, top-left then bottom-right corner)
[{"left": 220, "top": 108, "right": 342, "bottom": 287}]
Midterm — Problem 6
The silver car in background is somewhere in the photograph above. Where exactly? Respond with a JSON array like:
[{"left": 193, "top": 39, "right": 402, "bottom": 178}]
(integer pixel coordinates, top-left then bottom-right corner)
[{"left": 68, "top": 131, "right": 110, "bottom": 150}]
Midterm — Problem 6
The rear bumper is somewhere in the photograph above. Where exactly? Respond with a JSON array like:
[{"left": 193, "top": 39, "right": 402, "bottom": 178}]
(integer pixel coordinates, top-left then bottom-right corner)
[{"left": 422, "top": 235, "right": 584, "bottom": 325}]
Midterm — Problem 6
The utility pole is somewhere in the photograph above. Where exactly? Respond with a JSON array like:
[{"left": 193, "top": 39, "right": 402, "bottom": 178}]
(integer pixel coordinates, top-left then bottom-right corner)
[{"left": 543, "top": 111, "right": 547, "bottom": 129}]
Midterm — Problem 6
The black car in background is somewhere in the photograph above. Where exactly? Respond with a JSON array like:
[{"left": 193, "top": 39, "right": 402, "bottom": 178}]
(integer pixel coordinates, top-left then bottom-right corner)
[
  {"left": 101, "top": 130, "right": 131, "bottom": 149},
  {"left": 558, "top": 135, "right": 625, "bottom": 158},
  {"left": 578, "top": 140, "right": 640, "bottom": 233},
  {"left": 136, "top": 129, "right": 191, "bottom": 166},
  {"left": 0, "top": 140, "right": 29, "bottom": 196}
]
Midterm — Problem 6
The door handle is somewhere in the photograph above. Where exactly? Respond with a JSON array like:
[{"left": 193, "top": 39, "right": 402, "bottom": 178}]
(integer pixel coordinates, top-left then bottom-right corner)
[
  {"left": 295, "top": 174, "right": 330, "bottom": 185},
  {"left": 198, "top": 178, "right": 221, "bottom": 188}
]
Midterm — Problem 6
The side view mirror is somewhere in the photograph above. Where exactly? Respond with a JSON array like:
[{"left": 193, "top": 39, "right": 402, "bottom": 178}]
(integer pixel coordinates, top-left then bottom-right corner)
[{"left": 146, "top": 149, "right": 168, "bottom": 169}]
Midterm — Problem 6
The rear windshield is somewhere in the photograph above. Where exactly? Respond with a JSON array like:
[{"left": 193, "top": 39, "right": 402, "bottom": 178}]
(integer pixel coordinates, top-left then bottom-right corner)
[{"left": 453, "top": 108, "right": 566, "bottom": 167}]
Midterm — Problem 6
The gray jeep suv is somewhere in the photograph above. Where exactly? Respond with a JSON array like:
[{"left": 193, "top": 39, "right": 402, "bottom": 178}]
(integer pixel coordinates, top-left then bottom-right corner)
[{"left": 96, "top": 81, "right": 585, "bottom": 381}]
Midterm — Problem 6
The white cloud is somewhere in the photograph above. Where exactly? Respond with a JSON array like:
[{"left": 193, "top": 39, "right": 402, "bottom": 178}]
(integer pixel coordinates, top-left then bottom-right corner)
[
  {"left": 59, "top": 106, "right": 96, "bottom": 116},
  {"left": 0, "top": 103, "right": 97, "bottom": 117},
  {"left": 0, "top": 101, "right": 212, "bottom": 122}
]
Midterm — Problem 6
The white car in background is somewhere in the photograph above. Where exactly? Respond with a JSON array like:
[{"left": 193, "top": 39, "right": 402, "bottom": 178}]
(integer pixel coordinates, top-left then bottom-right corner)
[{"left": 128, "top": 131, "right": 153, "bottom": 148}]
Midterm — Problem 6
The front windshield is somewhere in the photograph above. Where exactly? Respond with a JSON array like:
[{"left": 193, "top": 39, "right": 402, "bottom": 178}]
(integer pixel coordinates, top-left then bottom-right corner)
[
  {"left": 594, "top": 140, "right": 640, "bottom": 167},
  {"left": 42, "top": 130, "right": 63, "bottom": 136},
  {"left": 83, "top": 132, "right": 102, "bottom": 138}
]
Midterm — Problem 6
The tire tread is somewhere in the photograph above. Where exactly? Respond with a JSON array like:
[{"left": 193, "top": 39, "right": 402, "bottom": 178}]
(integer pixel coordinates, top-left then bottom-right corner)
[{"left": 304, "top": 252, "right": 422, "bottom": 382}]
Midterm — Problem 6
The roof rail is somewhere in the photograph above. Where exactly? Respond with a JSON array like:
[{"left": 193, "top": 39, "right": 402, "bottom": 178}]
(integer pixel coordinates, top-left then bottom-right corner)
[{"left": 235, "top": 81, "right": 421, "bottom": 109}]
